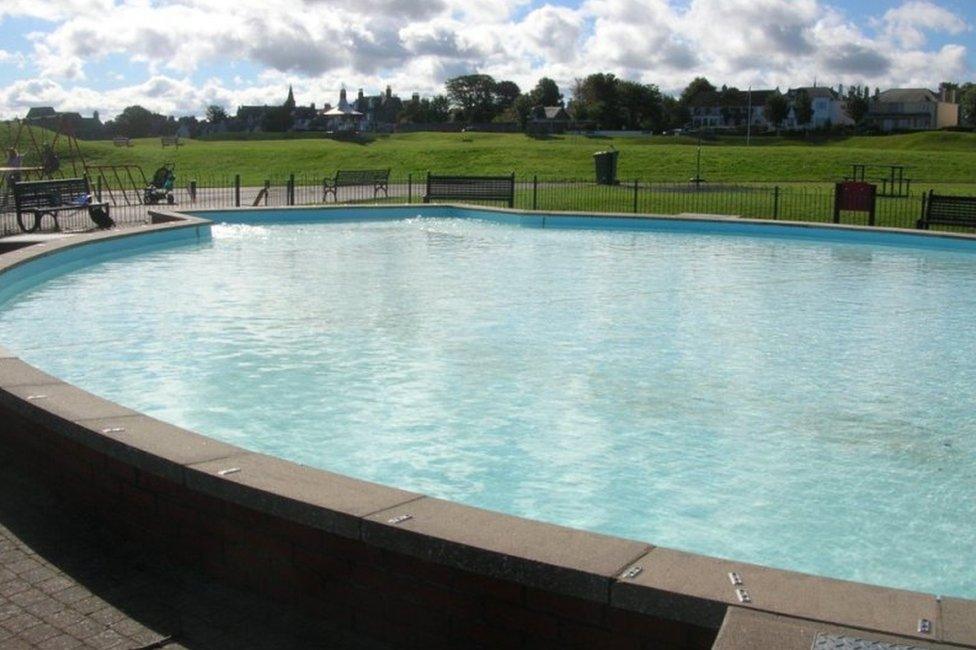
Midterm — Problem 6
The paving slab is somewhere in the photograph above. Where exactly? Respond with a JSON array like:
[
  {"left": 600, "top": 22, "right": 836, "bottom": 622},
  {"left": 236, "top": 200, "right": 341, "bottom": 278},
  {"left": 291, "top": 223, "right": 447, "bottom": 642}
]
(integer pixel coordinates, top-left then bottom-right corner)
[
  {"left": 363, "top": 496, "right": 651, "bottom": 602},
  {"left": 613, "top": 548, "right": 943, "bottom": 641},
  {"left": 186, "top": 452, "right": 421, "bottom": 539}
]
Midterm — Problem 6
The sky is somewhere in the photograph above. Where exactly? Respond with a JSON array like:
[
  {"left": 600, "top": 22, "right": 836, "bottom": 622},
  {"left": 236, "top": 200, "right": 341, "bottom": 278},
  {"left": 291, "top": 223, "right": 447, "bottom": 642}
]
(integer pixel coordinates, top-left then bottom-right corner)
[{"left": 0, "top": 0, "right": 973, "bottom": 120}]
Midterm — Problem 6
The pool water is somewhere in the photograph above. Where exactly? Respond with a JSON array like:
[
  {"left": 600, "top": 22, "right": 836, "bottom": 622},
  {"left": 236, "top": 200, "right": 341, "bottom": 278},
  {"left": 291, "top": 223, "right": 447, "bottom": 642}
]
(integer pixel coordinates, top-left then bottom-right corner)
[{"left": 2, "top": 213, "right": 975, "bottom": 598}]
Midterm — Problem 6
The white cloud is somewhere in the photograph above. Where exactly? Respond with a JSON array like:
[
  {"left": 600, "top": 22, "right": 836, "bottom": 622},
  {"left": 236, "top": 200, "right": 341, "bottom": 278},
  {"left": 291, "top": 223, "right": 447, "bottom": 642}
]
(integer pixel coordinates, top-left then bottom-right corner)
[
  {"left": 880, "top": 0, "right": 967, "bottom": 48},
  {"left": 0, "top": 0, "right": 970, "bottom": 119}
]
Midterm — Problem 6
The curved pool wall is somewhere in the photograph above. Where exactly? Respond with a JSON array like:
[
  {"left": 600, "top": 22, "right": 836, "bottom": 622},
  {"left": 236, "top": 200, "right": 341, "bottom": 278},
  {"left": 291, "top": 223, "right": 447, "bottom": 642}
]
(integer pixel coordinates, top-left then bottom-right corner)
[{"left": 0, "top": 204, "right": 974, "bottom": 649}]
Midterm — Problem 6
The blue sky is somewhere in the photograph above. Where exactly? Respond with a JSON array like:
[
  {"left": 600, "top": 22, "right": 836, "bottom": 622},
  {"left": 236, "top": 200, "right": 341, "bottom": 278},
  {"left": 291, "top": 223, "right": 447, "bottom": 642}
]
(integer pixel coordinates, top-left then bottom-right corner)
[{"left": 0, "top": 0, "right": 972, "bottom": 119}]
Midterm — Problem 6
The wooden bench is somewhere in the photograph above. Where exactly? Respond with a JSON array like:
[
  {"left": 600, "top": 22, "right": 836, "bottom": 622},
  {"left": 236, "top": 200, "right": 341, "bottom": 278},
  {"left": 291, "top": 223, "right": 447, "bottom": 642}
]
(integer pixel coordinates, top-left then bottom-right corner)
[
  {"left": 917, "top": 191, "right": 976, "bottom": 230},
  {"left": 12, "top": 178, "right": 111, "bottom": 232},
  {"left": 113, "top": 136, "right": 132, "bottom": 147},
  {"left": 321, "top": 169, "right": 390, "bottom": 202},
  {"left": 424, "top": 173, "right": 515, "bottom": 208},
  {"left": 161, "top": 136, "right": 182, "bottom": 148}
]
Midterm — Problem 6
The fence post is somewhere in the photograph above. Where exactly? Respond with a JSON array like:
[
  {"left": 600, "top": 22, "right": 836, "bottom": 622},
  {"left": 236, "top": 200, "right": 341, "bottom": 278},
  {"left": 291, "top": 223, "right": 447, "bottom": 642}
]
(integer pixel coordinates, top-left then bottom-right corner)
[
  {"left": 189, "top": 180, "right": 197, "bottom": 203},
  {"left": 773, "top": 185, "right": 780, "bottom": 220},
  {"left": 287, "top": 174, "right": 295, "bottom": 206},
  {"left": 264, "top": 180, "right": 270, "bottom": 205},
  {"left": 234, "top": 174, "right": 241, "bottom": 207},
  {"left": 408, "top": 173, "right": 412, "bottom": 204},
  {"left": 96, "top": 175, "right": 102, "bottom": 202},
  {"left": 633, "top": 179, "right": 639, "bottom": 213},
  {"left": 533, "top": 175, "right": 538, "bottom": 210}
]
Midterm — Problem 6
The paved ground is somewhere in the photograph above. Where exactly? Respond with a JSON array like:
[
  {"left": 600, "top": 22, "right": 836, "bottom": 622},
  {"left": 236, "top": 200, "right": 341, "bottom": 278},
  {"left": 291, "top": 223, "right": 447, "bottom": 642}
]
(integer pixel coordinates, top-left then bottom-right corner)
[{"left": 0, "top": 446, "right": 382, "bottom": 649}]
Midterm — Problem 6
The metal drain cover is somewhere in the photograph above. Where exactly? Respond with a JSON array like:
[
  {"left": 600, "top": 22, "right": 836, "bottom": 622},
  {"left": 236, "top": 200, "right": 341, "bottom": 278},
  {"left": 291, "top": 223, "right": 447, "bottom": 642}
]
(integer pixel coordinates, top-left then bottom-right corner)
[{"left": 811, "top": 633, "right": 926, "bottom": 650}]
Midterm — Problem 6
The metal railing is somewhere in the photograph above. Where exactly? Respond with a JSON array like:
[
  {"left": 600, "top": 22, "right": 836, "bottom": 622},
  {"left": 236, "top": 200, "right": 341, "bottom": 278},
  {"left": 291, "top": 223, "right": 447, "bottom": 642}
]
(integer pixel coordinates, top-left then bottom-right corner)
[{"left": 3, "top": 171, "right": 969, "bottom": 237}]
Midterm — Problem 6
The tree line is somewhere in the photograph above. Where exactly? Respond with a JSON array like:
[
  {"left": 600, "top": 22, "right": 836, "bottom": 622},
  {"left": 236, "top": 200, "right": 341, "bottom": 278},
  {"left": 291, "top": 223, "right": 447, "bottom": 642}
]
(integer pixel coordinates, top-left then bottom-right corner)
[{"left": 103, "top": 73, "right": 976, "bottom": 138}]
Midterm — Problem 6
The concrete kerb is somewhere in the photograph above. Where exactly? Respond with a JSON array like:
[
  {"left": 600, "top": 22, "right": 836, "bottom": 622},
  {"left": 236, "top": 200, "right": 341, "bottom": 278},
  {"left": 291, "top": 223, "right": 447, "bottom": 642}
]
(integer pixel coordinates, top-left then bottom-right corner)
[{"left": 0, "top": 205, "right": 973, "bottom": 647}]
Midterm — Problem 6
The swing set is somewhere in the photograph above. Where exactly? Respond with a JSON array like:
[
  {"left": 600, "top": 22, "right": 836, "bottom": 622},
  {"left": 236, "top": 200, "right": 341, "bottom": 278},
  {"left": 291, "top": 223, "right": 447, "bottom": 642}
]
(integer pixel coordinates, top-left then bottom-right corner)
[{"left": 2, "top": 117, "right": 154, "bottom": 210}]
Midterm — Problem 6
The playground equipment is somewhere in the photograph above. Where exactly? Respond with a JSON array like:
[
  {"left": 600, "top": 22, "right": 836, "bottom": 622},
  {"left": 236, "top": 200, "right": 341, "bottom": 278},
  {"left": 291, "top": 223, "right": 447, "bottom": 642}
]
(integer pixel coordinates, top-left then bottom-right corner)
[{"left": 2, "top": 118, "right": 185, "bottom": 209}]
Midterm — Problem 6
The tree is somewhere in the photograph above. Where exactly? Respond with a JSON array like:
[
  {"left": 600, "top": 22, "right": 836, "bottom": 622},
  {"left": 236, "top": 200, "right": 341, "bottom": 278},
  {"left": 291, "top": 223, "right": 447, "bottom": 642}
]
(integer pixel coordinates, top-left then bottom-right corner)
[
  {"left": 570, "top": 73, "right": 622, "bottom": 129},
  {"left": 445, "top": 74, "right": 498, "bottom": 122},
  {"left": 206, "top": 105, "right": 228, "bottom": 124},
  {"left": 113, "top": 105, "right": 155, "bottom": 138},
  {"left": 494, "top": 80, "right": 521, "bottom": 111},
  {"left": 530, "top": 78, "right": 563, "bottom": 107},
  {"left": 845, "top": 85, "right": 870, "bottom": 124},
  {"left": 618, "top": 80, "right": 663, "bottom": 130},
  {"left": 793, "top": 89, "right": 813, "bottom": 129},
  {"left": 660, "top": 95, "right": 688, "bottom": 131},
  {"left": 764, "top": 91, "right": 789, "bottom": 130},
  {"left": 957, "top": 83, "right": 976, "bottom": 126},
  {"left": 679, "top": 77, "right": 716, "bottom": 106},
  {"left": 512, "top": 94, "right": 534, "bottom": 129},
  {"left": 429, "top": 95, "right": 451, "bottom": 123}
]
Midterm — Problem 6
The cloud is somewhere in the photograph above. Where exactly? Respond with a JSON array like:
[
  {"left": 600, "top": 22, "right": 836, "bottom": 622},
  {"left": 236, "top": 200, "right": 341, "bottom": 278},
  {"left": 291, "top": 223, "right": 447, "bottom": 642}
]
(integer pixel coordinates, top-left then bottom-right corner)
[
  {"left": 0, "top": 0, "right": 971, "bottom": 120},
  {"left": 880, "top": 0, "right": 967, "bottom": 48}
]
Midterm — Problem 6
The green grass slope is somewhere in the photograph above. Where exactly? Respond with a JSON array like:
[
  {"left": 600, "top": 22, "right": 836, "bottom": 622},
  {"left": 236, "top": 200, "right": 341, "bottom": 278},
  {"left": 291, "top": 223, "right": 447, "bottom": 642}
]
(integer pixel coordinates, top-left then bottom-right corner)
[{"left": 2, "top": 126, "right": 974, "bottom": 186}]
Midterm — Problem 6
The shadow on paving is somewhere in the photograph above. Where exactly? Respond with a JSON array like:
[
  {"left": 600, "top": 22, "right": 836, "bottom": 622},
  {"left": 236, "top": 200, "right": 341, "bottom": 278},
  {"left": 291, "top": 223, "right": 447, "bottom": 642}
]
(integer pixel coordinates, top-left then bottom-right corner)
[{"left": 0, "top": 446, "right": 385, "bottom": 650}]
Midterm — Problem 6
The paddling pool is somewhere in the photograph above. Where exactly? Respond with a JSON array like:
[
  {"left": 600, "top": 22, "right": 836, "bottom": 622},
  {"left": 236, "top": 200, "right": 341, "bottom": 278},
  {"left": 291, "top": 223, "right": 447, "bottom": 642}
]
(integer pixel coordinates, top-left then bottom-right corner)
[{"left": 1, "top": 205, "right": 974, "bottom": 599}]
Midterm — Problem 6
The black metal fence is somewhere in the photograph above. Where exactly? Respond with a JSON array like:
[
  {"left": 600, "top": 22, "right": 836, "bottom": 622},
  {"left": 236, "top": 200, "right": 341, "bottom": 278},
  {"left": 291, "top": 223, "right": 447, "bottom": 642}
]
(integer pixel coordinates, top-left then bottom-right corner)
[{"left": 2, "top": 171, "right": 967, "bottom": 237}]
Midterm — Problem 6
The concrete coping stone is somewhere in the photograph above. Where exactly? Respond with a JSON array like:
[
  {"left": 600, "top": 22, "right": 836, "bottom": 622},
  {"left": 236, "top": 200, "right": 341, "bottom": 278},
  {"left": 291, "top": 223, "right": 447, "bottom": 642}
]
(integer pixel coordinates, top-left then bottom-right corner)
[
  {"left": 613, "top": 548, "right": 944, "bottom": 643},
  {"left": 1, "top": 208, "right": 975, "bottom": 645},
  {"left": 186, "top": 452, "right": 422, "bottom": 540},
  {"left": 713, "top": 607, "right": 958, "bottom": 650},
  {"left": 363, "top": 496, "right": 651, "bottom": 603}
]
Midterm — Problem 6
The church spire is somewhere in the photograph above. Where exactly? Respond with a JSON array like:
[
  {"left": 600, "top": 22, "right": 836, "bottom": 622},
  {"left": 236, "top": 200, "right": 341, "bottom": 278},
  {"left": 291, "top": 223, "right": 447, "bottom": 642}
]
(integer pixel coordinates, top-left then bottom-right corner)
[{"left": 284, "top": 85, "right": 296, "bottom": 110}]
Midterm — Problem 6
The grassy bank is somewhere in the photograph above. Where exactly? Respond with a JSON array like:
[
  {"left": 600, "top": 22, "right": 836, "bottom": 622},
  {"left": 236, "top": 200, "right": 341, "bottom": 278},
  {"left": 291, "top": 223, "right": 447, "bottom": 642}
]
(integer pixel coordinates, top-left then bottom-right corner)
[{"left": 3, "top": 127, "right": 976, "bottom": 187}]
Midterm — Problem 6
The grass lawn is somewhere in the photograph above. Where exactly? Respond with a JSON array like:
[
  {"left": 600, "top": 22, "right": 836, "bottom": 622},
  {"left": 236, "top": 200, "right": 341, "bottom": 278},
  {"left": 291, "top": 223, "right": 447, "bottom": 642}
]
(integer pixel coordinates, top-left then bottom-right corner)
[{"left": 2, "top": 127, "right": 976, "bottom": 188}]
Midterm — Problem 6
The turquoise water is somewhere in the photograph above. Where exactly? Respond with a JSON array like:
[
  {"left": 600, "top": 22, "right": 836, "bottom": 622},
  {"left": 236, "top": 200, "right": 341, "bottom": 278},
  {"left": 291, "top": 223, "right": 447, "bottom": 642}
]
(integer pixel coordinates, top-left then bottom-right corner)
[{"left": 2, "top": 211, "right": 975, "bottom": 598}]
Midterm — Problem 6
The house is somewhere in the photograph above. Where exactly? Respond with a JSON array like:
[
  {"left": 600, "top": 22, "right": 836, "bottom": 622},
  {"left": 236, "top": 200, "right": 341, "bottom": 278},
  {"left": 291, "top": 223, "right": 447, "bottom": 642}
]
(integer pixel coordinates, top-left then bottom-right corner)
[
  {"left": 233, "top": 86, "right": 317, "bottom": 132},
  {"left": 25, "top": 106, "right": 104, "bottom": 139},
  {"left": 785, "top": 86, "right": 854, "bottom": 129},
  {"left": 528, "top": 106, "right": 573, "bottom": 133},
  {"left": 864, "top": 86, "right": 959, "bottom": 131},
  {"left": 688, "top": 89, "right": 777, "bottom": 130},
  {"left": 352, "top": 86, "right": 403, "bottom": 130}
]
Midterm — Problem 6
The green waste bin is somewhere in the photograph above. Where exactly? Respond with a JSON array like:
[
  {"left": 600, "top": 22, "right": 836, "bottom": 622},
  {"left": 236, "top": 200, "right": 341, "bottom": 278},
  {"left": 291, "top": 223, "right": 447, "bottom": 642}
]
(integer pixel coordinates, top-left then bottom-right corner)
[{"left": 593, "top": 149, "right": 619, "bottom": 185}]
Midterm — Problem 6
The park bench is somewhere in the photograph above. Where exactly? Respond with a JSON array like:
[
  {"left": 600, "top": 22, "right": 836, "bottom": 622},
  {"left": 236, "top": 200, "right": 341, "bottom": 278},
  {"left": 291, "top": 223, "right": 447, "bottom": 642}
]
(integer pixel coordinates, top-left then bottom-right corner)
[
  {"left": 13, "top": 178, "right": 111, "bottom": 232},
  {"left": 423, "top": 173, "right": 515, "bottom": 208},
  {"left": 321, "top": 169, "right": 390, "bottom": 202},
  {"left": 161, "top": 136, "right": 182, "bottom": 148},
  {"left": 113, "top": 136, "right": 132, "bottom": 147},
  {"left": 917, "top": 191, "right": 976, "bottom": 230}
]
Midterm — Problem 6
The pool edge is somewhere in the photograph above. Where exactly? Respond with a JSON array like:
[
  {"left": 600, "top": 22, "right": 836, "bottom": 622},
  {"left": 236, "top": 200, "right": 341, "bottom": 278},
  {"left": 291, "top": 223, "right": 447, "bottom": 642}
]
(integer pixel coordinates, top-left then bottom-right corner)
[{"left": 1, "top": 206, "right": 973, "bottom": 648}]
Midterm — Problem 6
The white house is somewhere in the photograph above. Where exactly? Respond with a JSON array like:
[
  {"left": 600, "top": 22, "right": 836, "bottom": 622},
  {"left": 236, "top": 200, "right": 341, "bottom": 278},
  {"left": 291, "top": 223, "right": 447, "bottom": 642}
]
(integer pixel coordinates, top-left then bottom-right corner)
[{"left": 785, "top": 87, "right": 854, "bottom": 129}]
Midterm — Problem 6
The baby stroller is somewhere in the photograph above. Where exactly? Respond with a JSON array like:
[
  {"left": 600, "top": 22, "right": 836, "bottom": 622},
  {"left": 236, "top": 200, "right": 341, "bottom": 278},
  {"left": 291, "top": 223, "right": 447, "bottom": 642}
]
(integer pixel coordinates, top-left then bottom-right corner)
[{"left": 144, "top": 164, "right": 176, "bottom": 205}]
